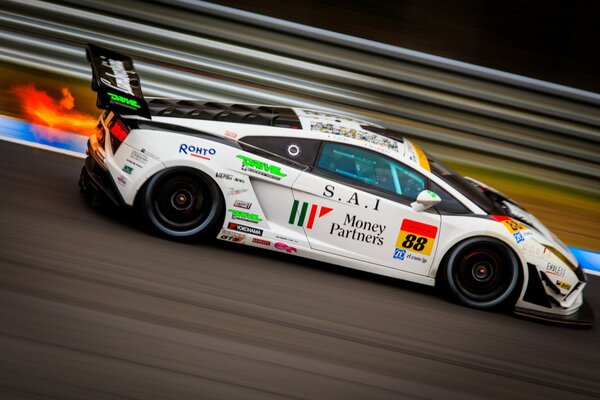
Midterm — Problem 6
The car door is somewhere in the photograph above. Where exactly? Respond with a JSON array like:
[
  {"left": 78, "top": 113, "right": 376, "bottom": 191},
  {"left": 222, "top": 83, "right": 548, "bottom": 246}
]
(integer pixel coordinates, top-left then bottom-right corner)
[
  {"left": 235, "top": 136, "right": 321, "bottom": 247},
  {"left": 290, "top": 141, "right": 442, "bottom": 276}
]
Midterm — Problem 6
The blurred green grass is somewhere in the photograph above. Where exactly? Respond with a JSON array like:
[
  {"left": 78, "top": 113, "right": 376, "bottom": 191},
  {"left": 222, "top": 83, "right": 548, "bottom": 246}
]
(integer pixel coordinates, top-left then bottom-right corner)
[{"left": 1, "top": 61, "right": 598, "bottom": 251}]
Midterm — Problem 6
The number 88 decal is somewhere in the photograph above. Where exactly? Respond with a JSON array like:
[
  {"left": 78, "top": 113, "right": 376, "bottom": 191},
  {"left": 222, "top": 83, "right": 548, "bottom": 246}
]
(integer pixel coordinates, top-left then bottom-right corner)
[
  {"left": 401, "top": 234, "right": 428, "bottom": 252},
  {"left": 396, "top": 220, "right": 438, "bottom": 256}
]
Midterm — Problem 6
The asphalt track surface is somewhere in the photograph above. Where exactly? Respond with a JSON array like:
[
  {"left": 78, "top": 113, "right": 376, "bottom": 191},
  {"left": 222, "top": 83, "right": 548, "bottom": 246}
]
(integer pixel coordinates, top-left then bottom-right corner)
[{"left": 0, "top": 140, "right": 599, "bottom": 400}]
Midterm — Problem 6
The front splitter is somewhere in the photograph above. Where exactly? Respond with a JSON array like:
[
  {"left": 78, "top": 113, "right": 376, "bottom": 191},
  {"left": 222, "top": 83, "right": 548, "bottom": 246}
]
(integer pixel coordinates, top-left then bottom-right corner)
[{"left": 514, "top": 300, "right": 594, "bottom": 328}]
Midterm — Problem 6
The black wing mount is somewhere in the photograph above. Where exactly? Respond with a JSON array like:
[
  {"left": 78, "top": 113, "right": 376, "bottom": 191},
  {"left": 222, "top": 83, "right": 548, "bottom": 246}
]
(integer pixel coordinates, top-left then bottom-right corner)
[{"left": 86, "top": 43, "right": 151, "bottom": 119}]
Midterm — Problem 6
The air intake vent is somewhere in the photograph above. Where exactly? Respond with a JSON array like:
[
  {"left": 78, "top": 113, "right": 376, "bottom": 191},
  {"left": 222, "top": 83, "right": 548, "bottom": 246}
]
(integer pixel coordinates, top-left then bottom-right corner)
[{"left": 147, "top": 99, "right": 302, "bottom": 129}]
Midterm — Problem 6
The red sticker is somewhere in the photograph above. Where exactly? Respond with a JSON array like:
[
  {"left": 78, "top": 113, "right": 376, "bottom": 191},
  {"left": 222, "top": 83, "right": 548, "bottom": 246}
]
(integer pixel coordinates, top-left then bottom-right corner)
[{"left": 400, "top": 219, "right": 438, "bottom": 239}]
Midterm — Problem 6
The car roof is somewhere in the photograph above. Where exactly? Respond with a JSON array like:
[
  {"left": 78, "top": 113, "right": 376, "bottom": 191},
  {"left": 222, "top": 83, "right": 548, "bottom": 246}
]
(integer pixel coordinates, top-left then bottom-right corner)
[{"left": 293, "top": 108, "right": 431, "bottom": 172}]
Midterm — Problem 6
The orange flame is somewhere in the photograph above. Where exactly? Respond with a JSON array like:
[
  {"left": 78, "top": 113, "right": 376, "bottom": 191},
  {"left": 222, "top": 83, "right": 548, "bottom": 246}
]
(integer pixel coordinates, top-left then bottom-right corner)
[{"left": 9, "top": 83, "right": 96, "bottom": 136}]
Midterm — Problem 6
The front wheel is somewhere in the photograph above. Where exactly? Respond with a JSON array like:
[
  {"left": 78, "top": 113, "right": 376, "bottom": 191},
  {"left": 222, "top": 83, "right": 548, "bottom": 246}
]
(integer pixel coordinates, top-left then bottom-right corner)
[
  {"left": 443, "top": 237, "right": 521, "bottom": 309},
  {"left": 138, "top": 168, "right": 223, "bottom": 240}
]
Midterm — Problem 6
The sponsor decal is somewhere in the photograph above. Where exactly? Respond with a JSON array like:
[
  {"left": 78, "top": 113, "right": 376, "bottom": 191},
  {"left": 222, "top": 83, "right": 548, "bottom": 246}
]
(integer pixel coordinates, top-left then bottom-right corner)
[
  {"left": 522, "top": 243, "right": 552, "bottom": 260},
  {"left": 218, "top": 230, "right": 245, "bottom": 243},
  {"left": 393, "top": 248, "right": 406, "bottom": 260},
  {"left": 227, "top": 222, "right": 263, "bottom": 236},
  {"left": 406, "top": 253, "right": 428, "bottom": 263},
  {"left": 107, "top": 92, "right": 140, "bottom": 109},
  {"left": 117, "top": 174, "right": 127, "bottom": 186},
  {"left": 546, "top": 262, "right": 566, "bottom": 277},
  {"left": 126, "top": 158, "right": 143, "bottom": 169},
  {"left": 131, "top": 149, "right": 148, "bottom": 164},
  {"left": 406, "top": 148, "right": 418, "bottom": 164},
  {"left": 122, "top": 165, "right": 133, "bottom": 174},
  {"left": 302, "top": 109, "right": 366, "bottom": 123},
  {"left": 556, "top": 280, "right": 572, "bottom": 291},
  {"left": 228, "top": 209, "right": 262, "bottom": 223},
  {"left": 179, "top": 144, "right": 216, "bottom": 160},
  {"left": 395, "top": 219, "right": 438, "bottom": 256},
  {"left": 252, "top": 238, "right": 271, "bottom": 246},
  {"left": 100, "top": 58, "right": 136, "bottom": 95},
  {"left": 216, "top": 172, "right": 234, "bottom": 180},
  {"left": 513, "top": 231, "right": 525, "bottom": 244},
  {"left": 140, "top": 148, "right": 159, "bottom": 160},
  {"left": 215, "top": 173, "right": 245, "bottom": 183},
  {"left": 288, "top": 200, "right": 333, "bottom": 229},
  {"left": 275, "top": 235, "right": 299, "bottom": 244},
  {"left": 310, "top": 122, "right": 400, "bottom": 152},
  {"left": 228, "top": 188, "right": 248, "bottom": 196},
  {"left": 225, "top": 130, "right": 238, "bottom": 139},
  {"left": 275, "top": 242, "right": 297, "bottom": 254},
  {"left": 330, "top": 214, "right": 386, "bottom": 246},
  {"left": 322, "top": 185, "right": 380, "bottom": 211},
  {"left": 236, "top": 155, "right": 287, "bottom": 180},
  {"left": 233, "top": 200, "right": 252, "bottom": 209}
]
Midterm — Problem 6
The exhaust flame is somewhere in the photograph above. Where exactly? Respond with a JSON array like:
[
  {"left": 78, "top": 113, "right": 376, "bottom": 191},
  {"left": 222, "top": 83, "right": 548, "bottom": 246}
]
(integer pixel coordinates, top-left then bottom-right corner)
[{"left": 9, "top": 84, "right": 96, "bottom": 137}]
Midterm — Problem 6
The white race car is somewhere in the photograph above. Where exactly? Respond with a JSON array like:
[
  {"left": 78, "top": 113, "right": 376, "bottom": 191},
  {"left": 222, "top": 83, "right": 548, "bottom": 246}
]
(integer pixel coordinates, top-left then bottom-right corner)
[{"left": 80, "top": 44, "right": 592, "bottom": 325}]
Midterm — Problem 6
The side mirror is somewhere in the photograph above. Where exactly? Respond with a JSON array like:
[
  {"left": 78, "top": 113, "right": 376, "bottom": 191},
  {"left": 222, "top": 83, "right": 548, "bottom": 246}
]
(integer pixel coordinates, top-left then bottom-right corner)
[{"left": 411, "top": 190, "right": 441, "bottom": 212}]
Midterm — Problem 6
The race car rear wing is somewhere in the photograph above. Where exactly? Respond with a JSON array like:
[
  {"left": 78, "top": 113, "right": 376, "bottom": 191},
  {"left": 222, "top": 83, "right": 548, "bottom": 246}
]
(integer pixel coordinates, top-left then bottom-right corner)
[{"left": 86, "top": 43, "right": 151, "bottom": 119}]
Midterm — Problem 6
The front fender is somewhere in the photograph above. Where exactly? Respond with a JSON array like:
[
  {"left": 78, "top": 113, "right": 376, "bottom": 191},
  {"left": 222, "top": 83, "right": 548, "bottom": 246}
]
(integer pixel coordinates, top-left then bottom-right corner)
[{"left": 430, "top": 215, "right": 528, "bottom": 282}]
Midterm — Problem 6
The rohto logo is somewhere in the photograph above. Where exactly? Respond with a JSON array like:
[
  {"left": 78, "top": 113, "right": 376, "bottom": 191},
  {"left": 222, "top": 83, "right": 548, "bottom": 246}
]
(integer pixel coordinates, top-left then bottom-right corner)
[{"left": 288, "top": 200, "right": 332, "bottom": 229}]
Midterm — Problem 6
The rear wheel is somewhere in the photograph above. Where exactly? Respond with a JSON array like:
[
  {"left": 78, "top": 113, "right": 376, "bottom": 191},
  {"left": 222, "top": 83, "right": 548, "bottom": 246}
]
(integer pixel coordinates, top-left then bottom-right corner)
[
  {"left": 139, "top": 168, "right": 223, "bottom": 240},
  {"left": 444, "top": 237, "right": 521, "bottom": 309}
]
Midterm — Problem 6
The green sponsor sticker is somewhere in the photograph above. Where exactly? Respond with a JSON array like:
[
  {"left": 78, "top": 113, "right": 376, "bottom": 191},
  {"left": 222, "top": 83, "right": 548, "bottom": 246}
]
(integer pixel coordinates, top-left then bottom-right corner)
[
  {"left": 229, "top": 209, "right": 262, "bottom": 223},
  {"left": 107, "top": 92, "right": 141, "bottom": 109},
  {"left": 236, "top": 155, "right": 286, "bottom": 178}
]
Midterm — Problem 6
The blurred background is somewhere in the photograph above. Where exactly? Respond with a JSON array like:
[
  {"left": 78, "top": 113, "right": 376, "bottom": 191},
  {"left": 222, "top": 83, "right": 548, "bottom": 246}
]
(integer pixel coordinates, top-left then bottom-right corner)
[
  {"left": 1, "top": 3, "right": 600, "bottom": 399},
  {"left": 1, "top": 0, "right": 599, "bottom": 250}
]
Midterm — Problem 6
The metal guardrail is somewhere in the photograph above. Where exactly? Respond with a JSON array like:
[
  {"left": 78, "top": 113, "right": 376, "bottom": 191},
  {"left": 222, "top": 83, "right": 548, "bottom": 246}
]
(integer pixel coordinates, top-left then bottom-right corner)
[{"left": 1, "top": 0, "right": 599, "bottom": 191}]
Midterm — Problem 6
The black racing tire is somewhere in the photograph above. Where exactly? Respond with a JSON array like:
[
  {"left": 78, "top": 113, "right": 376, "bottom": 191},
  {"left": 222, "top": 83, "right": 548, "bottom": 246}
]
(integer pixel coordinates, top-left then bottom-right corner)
[
  {"left": 443, "top": 237, "right": 521, "bottom": 310},
  {"left": 138, "top": 168, "right": 224, "bottom": 240}
]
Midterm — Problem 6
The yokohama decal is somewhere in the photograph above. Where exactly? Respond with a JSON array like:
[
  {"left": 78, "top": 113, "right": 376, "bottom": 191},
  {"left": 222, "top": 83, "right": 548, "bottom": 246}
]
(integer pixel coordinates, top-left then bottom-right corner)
[{"left": 227, "top": 222, "right": 263, "bottom": 236}]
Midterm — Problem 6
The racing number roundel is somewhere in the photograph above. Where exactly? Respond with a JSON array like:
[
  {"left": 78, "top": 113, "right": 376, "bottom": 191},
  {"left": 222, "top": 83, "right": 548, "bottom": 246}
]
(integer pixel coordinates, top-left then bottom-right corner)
[
  {"left": 500, "top": 219, "right": 527, "bottom": 234},
  {"left": 396, "top": 219, "right": 438, "bottom": 256}
]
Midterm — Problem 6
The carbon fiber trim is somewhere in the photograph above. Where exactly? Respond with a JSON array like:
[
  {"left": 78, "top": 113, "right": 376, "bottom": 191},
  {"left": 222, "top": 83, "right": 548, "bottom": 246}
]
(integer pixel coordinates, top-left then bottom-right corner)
[
  {"left": 514, "top": 300, "right": 594, "bottom": 327},
  {"left": 147, "top": 99, "right": 302, "bottom": 129},
  {"left": 522, "top": 263, "right": 552, "bottom": 308}
]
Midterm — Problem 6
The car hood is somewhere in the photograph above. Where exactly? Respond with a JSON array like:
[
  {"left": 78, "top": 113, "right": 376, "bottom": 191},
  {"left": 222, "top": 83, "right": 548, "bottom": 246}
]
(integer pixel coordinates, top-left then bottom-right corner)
[{"left": 463, "top": 177, "right": 578, "bottom": 266}]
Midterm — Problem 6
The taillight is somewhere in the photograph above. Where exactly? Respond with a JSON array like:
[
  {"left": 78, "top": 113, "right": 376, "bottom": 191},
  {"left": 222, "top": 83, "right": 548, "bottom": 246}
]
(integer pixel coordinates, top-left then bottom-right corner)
[
  {"left": 110, "top": 119, "right": 129, "bottom": 141},
  {"left": 109, "top": 118, "right": 129, "bottom": 153}
]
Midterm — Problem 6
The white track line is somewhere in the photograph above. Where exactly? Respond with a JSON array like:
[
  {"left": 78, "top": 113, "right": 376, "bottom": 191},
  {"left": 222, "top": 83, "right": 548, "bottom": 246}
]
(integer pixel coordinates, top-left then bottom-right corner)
[{"left": 0, "top": 135, "right": 86, "bottom": 158}]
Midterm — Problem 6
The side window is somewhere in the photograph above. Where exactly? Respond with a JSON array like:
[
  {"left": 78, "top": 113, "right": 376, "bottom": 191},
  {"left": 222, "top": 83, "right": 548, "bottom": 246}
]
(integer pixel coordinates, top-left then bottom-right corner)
[
  {"left": 429, "top": 181, "right": 470, "bottom": 214},
  {"left": 316, "top": 142, "right": 425, "bottom": 201},
  {"left": 239, "top": 136, "right": 321, "bottom": 167}
]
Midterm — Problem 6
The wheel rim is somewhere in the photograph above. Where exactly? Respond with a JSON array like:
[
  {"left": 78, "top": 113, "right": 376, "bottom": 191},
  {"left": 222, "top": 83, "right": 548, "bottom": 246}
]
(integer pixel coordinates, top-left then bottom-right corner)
[
  {"left": 151, "top": 173, "right": 211, "bottom": 232},
  {"left": 448, "top": 240, "right": 518, "bottom": 307}
]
